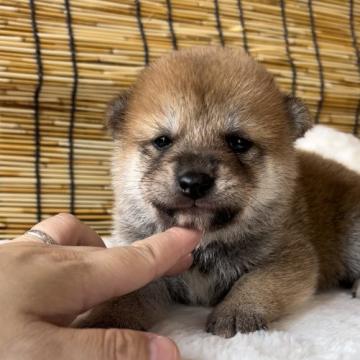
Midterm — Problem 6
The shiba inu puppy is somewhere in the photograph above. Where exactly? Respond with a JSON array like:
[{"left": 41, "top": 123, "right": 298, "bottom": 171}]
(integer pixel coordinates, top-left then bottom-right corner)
[{"left": 80, "top": 47, "right": 360, "bottom": 337}]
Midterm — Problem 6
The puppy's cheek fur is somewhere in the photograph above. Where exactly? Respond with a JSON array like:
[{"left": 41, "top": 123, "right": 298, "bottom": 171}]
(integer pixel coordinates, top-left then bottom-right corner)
[
  {"left": 141, "top": 161, "right": 177, "bottom": 205},
  {"left": 239, "top": 159, "right": 282, "bottom": 219},
  {"left": 113, "top": 150, "right": 144, "bottom": 200},
  {"left": 215, "top": 164, "right": 251, "bottom": 207}
]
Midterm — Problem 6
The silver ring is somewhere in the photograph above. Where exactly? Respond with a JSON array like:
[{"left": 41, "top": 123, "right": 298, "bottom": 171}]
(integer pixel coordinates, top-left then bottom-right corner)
[{"left": 25, "top": 229, "right": 58, "bottom": 245}]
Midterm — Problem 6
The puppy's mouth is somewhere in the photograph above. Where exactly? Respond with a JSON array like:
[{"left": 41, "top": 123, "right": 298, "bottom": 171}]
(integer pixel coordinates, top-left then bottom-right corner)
[{"left": 152, "top": 200, "right": 239, "bottom": 230}]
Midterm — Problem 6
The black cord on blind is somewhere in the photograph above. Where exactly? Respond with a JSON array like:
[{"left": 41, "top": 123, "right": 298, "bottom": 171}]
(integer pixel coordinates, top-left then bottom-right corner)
[
  {"left": 214, "top": 0, "right": 225, "bottom": 47},
  {"left": 308, "top": 0, "right": 324, "bottom": 124},
  {"left": 64, "top": 0, "right": 78, "bottom": 214},
  {"left": 349, "top": 0, "right": 360, "bottom": 136},
  {"left": 166, "top": 0, "right": 178, "bottom": 50},
  {"left": 135, "top": 0, "right": 149, "bottom": 65},
  {"left": 280, "top": 0, "right": 297, "bottom": 97},
  {"left": 29, "top": 0, "right": 43, "bottom": 222},
  {"left": 236, "top": 0, "right": 249, "bottom": 53}
]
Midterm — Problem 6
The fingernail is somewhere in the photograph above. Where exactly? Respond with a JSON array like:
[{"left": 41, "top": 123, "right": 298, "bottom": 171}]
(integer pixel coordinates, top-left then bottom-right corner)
[{"left": 149, "top": 335, "right": 179, "bottom": 360}]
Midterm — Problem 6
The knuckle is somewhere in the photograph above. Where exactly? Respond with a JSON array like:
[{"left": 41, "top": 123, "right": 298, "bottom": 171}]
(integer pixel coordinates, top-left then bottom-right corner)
[
  {"left": 142, "top": 242, "right": 157, "bottom": 260},
  {"left": 55, "top": 212, "right": 79, "bottom": 226},
  {"left": 103, "top": 330, "right": 147, "bottom": 360},
  {"left": 131, "top": 243, "right": 159, "bottom": 279},
  {"left": 140, "top": 243, "right": 159, "bottom": 268},
  {"left": 48, "top": 248, "right": 84, "bottom": 263}
]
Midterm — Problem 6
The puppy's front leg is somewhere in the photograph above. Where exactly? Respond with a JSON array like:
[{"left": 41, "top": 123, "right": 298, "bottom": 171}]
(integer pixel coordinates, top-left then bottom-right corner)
[
  {"left": 207, "top": 243, "right": 318, "bottom": 337},
  {"left": 75, "top": 279, "right": 171, "bottom": 330}
]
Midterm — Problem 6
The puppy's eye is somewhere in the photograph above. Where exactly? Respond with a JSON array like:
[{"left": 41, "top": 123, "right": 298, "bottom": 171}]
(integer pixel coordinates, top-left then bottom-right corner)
[
  {"left": 226, "top": 134, "right": 253, "bottom": 153},
  {"left": 153, "top": 135, "right": 172, "bottom": 150}
]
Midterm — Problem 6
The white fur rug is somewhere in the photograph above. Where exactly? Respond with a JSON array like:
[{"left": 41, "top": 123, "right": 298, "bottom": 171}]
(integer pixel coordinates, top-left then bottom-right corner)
[
  {"left": 149, "top": 125, "right": 360, "bottom": 360},
  {"left": 152, "top": 291, "right": 360, "bottom": 360}
]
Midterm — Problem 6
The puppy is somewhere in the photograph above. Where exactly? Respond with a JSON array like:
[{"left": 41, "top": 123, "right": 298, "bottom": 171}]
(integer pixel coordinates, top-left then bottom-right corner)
[{"left": 80, "top": 47, "right": 360, "bottom": 337}]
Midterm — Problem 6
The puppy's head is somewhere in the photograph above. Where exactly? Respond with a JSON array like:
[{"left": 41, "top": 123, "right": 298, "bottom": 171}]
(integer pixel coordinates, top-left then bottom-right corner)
[{"left": 109, "top": 47, "right": 312, "bottom": 232}]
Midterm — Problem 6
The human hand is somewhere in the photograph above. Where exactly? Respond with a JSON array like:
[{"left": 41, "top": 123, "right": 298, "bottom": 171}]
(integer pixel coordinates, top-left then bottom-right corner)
[{"left": 0, "top": 213, "right": 201, "bottom": 360}]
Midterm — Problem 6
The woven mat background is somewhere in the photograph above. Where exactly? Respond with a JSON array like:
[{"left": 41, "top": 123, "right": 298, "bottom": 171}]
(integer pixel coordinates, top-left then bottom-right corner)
[{"left": 1, "top": 0, "right": 359, "bottom": 238}]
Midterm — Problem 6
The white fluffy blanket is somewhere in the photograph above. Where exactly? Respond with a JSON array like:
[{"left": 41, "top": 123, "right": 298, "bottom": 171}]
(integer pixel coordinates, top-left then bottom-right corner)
[{"left": 149, "top": 126, "right": 360, "bottom": 360}]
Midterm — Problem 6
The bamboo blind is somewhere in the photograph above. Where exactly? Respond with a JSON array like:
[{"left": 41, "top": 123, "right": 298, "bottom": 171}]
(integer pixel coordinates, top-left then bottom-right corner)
[{"left": 1, "top": 0, "right": 359, "bottom": 239}]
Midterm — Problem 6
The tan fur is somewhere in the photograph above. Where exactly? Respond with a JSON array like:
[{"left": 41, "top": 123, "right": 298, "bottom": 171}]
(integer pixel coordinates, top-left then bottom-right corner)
[{"left": 78, "top": 47, "right": 360, "bottom": 337}]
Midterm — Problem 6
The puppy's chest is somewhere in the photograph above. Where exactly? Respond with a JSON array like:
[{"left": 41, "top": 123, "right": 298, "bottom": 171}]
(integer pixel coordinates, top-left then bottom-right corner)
[{"left": 166, "top": 241, "right": 255, "bottom": 306}]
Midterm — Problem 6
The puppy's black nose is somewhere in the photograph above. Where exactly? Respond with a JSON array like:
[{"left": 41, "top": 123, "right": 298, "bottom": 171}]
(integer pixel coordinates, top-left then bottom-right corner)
[{"left": 177, "top": 172, "right": 214, "bottom": 199}]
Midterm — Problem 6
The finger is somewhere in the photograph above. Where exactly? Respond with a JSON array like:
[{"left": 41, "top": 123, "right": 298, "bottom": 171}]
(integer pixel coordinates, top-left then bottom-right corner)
[
  {"left": 3, "top": 240, "right": 102, "bottom": 254},
  {"left": 165, "top": 253, "right": 193, "bottom": 277},
  {"left": 14, "top": 213, "right": 105, "bottom": 247},
  {"left": 79, "top": 227, "right": 201, "bottom": 311},
  {"left": 59, "top": 328, "right": 180, "bottom": 360}
]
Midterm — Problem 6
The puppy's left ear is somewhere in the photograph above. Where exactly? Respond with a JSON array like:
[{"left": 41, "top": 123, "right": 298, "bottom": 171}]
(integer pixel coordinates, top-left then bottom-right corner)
[
  {"left": 284, "top": 95, "right": 313, "bottom": 140},
  {"left": 105, "top": 90, "right": 130, "bottom": 138}
]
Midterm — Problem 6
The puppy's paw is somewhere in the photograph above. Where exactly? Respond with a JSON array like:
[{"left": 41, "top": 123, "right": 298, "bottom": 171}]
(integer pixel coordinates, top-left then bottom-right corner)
[
  {"left": 352, "top": 279, "right": 360, "bottom": 298},
  {"left": 206, "top": 304, "right": 267, "bottom": 338}
]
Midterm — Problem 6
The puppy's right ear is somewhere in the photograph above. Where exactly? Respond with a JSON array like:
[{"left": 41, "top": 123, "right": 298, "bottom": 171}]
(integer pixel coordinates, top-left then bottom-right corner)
[
  {"left": 284, "top": 95, "right": 313, "bottom": 140},
  {"left": 105, "top": 91, "right": 130, "bottom": 138}
]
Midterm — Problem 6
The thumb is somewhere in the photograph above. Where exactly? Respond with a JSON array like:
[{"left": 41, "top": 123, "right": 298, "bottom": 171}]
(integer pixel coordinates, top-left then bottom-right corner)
[{"left": 59, "top": 328, "right": 180, "bottom": 360}]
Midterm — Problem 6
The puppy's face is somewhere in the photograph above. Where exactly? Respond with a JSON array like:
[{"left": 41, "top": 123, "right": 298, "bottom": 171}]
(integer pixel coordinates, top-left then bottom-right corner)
[{"left": 109, "top": 48, "right": 312, "bottom": 231}]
